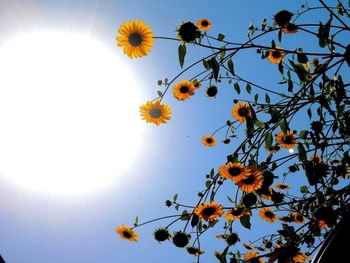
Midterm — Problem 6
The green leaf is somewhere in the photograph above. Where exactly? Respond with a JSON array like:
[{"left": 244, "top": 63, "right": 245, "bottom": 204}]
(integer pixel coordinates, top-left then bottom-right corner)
[
  {"left": 173, "top": 193, "right": 178, "bottom": 202},
  {"left": 297, "top": 142, "right": 307, "bottom": 162},
  {"left": 288, "top": 80, "right": 293, "bottom": 92},
  {"left": 234, "top": 82, "right": 241, "bottom": 94},
  {"left": 289, "top": 60, "right": 307, "bottom": 82},
  {"left": 246, "top": 83, "right": 251, "bottom": 94},
  {"left": 203, "top": 59, "right": 210, "bottom": 69},
  {"left": 178, "top": 44, "right": 186, "bottom": 68},
  {"left": 240, "top": 215, "right": 251, "bottom": 229},
  {"left": 227, "top": 196, "right": 234, "bottom": 203},
  {"left": 278, "top": 61, "right": 284, "bottom": 75},
  {"left": 211, "top": 57, "right": 220, "bottom": 82},
  {"left": 210, "top": 168, "right": 215, "bottom": 178},
  {"left": 227, "top": 59, "right": 234, "bottom": 76},
  {"left": 265, "top": 93, "right": 271, "bottom": 104},
  {"left": 205, "top": 180, "right": 211, "bottom": 188},
  {"left": 133, "top": 216, "right": 139, "bottom": 227},
  {"left": 219, "top": 246, "right": 230, "bottom": 263},
  {"left": 191, "top": 214, "right": 199, "bottom": 228},
  {"left": 299, "top": 130, "right": 308, "bottom": 139},
  {"left": 175, "top": 204, "right": 179, "bottom": 211},
  {"left": 157, "top": 90, "right": 163, "bottom": 97},
  {"left": 220, "top": 46, "right": 226, "bottom": 60},
  {"left": 278, "top": 29, "right": 282, "bottom": 42},
  {"left": 254, "top": 120, "right": 264, "bottom": 128},
  {"left": 218, "top": 33, "right": 225, "bottom": 41},
  {"left": 254, "top": 94, "right": 259, "bottom": 103},
  {"left": 180, "top": 210, "right": 190, "bottom": 221},
  {"left": 271, "top": 39, "right": 276, "bottom": 48},
  {"left": 265, "top": 132, "right": 273, "bottom": 148},
  {"left": 280, "top": 118, "right": 289, "bottom": 133},
  {"left": 300, "top": 185, "right": 308, "bottom": 194}
]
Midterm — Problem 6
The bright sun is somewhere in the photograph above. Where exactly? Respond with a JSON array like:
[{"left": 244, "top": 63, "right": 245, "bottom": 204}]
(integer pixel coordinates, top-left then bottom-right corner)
[{"left": 0, "top": 31, "right": 142, "bottom": 196}]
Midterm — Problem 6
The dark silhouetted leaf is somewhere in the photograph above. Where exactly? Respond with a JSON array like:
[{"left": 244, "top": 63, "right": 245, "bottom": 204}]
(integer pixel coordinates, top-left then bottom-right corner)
[{"left": 178, "top": 44, "right": 186, "bottom": 68}]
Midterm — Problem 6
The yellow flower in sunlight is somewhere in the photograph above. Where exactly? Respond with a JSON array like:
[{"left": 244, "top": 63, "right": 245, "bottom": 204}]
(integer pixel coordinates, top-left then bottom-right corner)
[
  {"left": 224, "top": 207, "right": 250, "bottom": 221},
  {"left": 197, "top": 18, "right": 212, "bottom": 31},
  {"left": 236, "top": 168, "right": 263, "bottom": 193},
  {"left": 202, "top": 135, "right": 217, "bottom": 147},
  {"left": 267, "top": 46, "right": 286, "bottom": 64},
  {"left": 276, "top": 130, "right": 297, "bottom": 149},
  {"left": 259, "top": 208, "right": 277, "bottom": 223},
  {"left": 232, "top": 103, "right": 252, "bottom": 123},
  {"left": 192, "top": 79, "right": 202, "bottom": 89},
  {"left": 194, "top": 201, "right": 223, "bottom": 222},
  {"left": 139, "top": 100, "right": 171, "bottom": 125},
  {"left": 282, "top": 23, "right": 298, "bottom": 34},
  {"left": 218, "top": 162, "right": 249, "bottom": 182},
  {"left": 116, "top": 225, "right": 139, "bottom": 242},
  {"left": 275, "top": 183, "right": 291, "bottom": 190},
  {"left": 245, "top": 251, "right": 265, "bottom": 263},
  {"left": 116, "top": 20, "right": 154, "bottom": 59},
  {"left": 173, "top": 80, "right": 195, "bottom": 101}
]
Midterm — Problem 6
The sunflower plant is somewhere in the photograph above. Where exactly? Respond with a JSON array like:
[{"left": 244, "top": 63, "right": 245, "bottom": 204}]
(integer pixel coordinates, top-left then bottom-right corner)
[{"left": 116, "top": 1, "right": 350, "bottom": 262}]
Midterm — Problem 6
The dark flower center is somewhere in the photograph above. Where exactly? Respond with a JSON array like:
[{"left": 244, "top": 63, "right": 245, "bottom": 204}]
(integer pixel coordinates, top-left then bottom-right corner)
[
  {"left": 202, "top": 207, "right": 216, "bottom": 216},
  {"left": 180, "top": 86, "right": 189, "bottom": 93},
  {"left": 128, "top": 32, "right": 143, "bottom": 46},
  {"left": 207, "top": 86, "right": 218, "bottom": 97},
  {"left": 178, "top": 22, "right": 199, "bottom": 42},
  {"left": 173, "top": 232, "right": 190, "bottom": 248},
  {"left": 272, "top": 50, "right": 281, "bottom": 58},
  {"left": 279, "top": 185, "right": 288, "bottom": 189},
  {"left": 274, "top": 10, "right": 293, "bottom": 26},
  {"left": 242, "top": 175, "right": 255, "bottom": 185},
  {"left": 286, "top": 23, "right": 297, "bottom": 31},
  {"left": 238, "top": 107, "right": 248, "bottom": 117},
  {"left": 154, "top": 229, "right": 169, "bottom": 242},
  {"left": 201, "top": 20, "right": 209, "bottom": 26},
  {"left": 228, "top": 167, "right": 241, "bottom": 176},
  {"left": 150, "top": 108, "right": 162, "bottom": 118},
  {"left": 123, "top": 231, "right": 132, "bottom": 238},
  {"left": 231, "top": 208, "right": 243, "bottom": 216},
  {"left": 282, "top": 135, "right": 293, "bottom": 144},
  {"left": 296, "top": 215, "right": 303, "bottom": 221},
  {"left": 206, "top": 138, "right": 213, "bottom": 144},
  {"left": 264, "top": 211, "right": 274, "bottom": 218}
]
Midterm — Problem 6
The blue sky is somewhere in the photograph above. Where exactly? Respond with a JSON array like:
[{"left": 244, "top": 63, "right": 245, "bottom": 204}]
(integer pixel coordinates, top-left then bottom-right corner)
[{"left": 0, "top": 0, "right": 339, "bottom": 262}]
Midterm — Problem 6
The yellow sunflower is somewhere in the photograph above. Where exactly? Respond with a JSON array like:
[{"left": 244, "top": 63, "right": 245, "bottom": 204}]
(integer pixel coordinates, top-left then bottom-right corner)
[
  {"left": 276, "top": 130, "right": 297, "bottom": 149},
  {"left": 318, "top": 220, "right": 329, "bottom": 228},
  {"left": 139, "top": 100, "right": 171, "bottom": 125},
  {"left": 232, "top": 103, "right": 252, "bottom": 123},
  {"left": 290, "top": 212, "right": 304, "bottom": 224},
  {"left": 202, "top": 135, "right": 216, "bottom": 147},
  {"left": 236, "top": 168, "right": 263, "bottom": 193},
  {"left": 310, "top": 154, "right": 322, "bottom": 163},
  {"left": 267, "top": 45, "right": 286, "bottom": 64},
  {"left": 293, "top": 252, "right": 309, "bottom": 263},
  {"left": 192, "top": 79, "right": 202, "bottom": 89},
  {"left": 218, "top": 162, "right": 249, "bottom": 182},
  {"left": 116, "top": 20, "right": 154, "bottom": 59},
  {"left": 243, "top": 243, "right": 255, "bottom": 250},
  {"left": 197, "top": 18, "right": 212, "bottom": 31},
  {"left": 259, "top": 208, "right": 277, "bottom": 223},
  {"left": 224, "top": 207, "right": 250, "bottom": 221},
  {"left": 116, "top": 225, "right": 139, "bottom": 242},
  {"left": 258, "top": 188, "right": 272, "bottom": 200},
  {"left": 264, "top": 144, "right": 280, "bottom": 154},
  {"left": 245, "top": 251, "right": 265, "bottom": 263},
  {"left": 173, "top": 80, "right": 195, "bottom": 101},
  {"left": 282, "top": 23, "right": 298, "bottom": 34},
  {"left": 194, "top": 201, "right": 223, "bottom": 222},
  {"left": 275, "top": 183, "right": 291, "bottom": 190}
]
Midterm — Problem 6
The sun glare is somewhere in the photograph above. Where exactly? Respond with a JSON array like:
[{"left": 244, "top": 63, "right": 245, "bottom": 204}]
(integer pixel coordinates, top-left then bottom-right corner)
[{"left": 0, "top": 31, "right": 143, "bottom": 196}]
